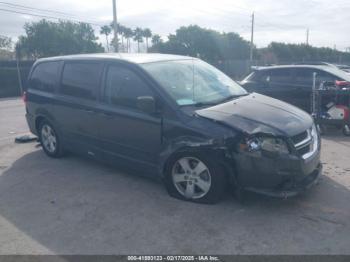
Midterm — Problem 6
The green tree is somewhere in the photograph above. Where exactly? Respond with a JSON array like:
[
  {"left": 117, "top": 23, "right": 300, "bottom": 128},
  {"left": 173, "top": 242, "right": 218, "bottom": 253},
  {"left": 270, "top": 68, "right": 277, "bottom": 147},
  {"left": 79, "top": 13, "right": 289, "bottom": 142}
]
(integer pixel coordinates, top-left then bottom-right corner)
[
  {"left": 0, "top": 35, "right": 12, "bottom": 50},
  {"left": 150, "top": 25, "right": 250, "bottom": 64},
  {"left": 259, "top": 42, "right": 350, "bottom": 64},
  {"left": 151, "top": 34, "right": 162, "bottom": 46},
  {"left": 100, "top": 25, "right": 112, "bottom": 52},
  {"left": 17, "top": 19, "right": 103, "bottom": 58},
  {"left": 133, "top": 27, "right": 144, "bottom": 53},
  {"left": 123, "top": 27, "right": 133, "bottom": 53},
  {"left": 143, "top": 28, "right": 152, "bottom": 52}
]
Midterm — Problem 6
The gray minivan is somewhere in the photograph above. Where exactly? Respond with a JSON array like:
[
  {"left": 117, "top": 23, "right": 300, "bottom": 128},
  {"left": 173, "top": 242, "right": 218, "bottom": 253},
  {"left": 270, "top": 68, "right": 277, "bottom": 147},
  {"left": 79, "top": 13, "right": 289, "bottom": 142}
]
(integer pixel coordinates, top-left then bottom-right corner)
[{"left": 24, "top": 53, "right": 321, "bottom": 203}]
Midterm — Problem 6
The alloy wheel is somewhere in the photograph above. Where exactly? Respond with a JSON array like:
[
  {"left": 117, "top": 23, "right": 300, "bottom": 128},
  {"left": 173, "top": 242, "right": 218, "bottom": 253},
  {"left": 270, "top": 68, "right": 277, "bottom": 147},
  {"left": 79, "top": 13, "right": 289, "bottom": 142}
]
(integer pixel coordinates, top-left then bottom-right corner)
[
  {"left": 41, "top": 124, "right": 57, "bottom": 153},
  {"left": 171, "top": 157, "right": 212, "bottom": 199}
]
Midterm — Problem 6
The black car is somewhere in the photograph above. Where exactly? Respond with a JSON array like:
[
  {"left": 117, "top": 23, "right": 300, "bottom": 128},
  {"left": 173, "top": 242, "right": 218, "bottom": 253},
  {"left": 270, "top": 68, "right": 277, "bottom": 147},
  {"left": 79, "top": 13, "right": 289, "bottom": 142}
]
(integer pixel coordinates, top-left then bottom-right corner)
[
  {"left": 24, "top": 54, "right": 321, "bottom": 204},
  {"left": 240, "top": 65, "right": 350, "bottom": 112}
]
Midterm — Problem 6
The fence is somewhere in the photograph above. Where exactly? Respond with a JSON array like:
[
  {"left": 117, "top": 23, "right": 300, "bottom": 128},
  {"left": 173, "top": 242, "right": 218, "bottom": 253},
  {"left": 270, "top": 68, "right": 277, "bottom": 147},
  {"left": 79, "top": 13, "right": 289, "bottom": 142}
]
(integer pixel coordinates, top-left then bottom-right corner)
[{"left": 0, "top": 60, "right": 34, "bottom": 98}]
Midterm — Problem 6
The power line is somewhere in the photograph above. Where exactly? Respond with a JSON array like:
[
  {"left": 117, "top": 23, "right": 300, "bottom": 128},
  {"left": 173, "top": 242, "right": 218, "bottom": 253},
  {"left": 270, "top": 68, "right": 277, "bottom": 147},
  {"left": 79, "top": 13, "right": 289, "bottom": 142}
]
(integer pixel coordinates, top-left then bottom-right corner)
[
  {"left": 0, "top": 7, "right": 103, "bottom": 27},
  {"left": 0, "top": 1, "right": 79, "bottom": 18}
]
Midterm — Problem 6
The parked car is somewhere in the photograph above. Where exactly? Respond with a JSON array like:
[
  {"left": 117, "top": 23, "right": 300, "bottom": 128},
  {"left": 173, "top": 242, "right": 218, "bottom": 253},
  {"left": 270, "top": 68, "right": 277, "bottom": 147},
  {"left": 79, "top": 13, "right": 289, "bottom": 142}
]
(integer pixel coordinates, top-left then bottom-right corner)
[
  {"left": 240, "top": 65, "right": 350, "bottom": 112},
  {"left": 24, "top": 54, "right": 321, "bottom": 204},
  {"left": 334, "top": 64, "right": 350, "bottom": 74}
]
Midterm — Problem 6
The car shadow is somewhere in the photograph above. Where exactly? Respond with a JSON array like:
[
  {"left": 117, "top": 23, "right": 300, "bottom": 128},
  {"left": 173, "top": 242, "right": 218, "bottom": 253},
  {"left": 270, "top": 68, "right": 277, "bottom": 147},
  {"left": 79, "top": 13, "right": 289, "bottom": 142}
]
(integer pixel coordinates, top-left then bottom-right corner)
[{"left": 0, "top": 148, "right": 350, "bottom": 254}]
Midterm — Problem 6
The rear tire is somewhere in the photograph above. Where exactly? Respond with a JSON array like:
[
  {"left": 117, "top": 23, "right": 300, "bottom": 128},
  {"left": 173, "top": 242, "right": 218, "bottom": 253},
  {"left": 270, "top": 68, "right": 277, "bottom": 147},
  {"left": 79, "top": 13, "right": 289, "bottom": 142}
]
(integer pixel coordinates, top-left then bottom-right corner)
[
  {"left": 164, "top": 152, "right": 227, "bottom": 204},
  {"left": 39, "top": 120, "right": 64, "bottom": 158}
]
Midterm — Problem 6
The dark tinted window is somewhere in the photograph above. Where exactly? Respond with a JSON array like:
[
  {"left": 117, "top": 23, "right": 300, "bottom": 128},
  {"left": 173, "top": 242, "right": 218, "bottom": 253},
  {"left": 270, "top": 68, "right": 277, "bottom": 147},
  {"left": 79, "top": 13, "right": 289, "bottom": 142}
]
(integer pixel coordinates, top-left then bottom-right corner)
[
  {"left": 269, "top": 69, "right": 291, "bottom": 83},
  {"left": 316, "top": 70, "right": 338, "bottom": 83},
  {"left": 252, "top": 69, "right": 291, "bottom": 85},
  {"left": 30, "top": 61, "right": 60, "bottom": 92},
  {"left": 61, "top": 62, "right": 103, "bottom": 100},
  {"left": 104, "top": 65, "right": 153, "bottom": 109},
  {"left": 293, "top": 68, "right": 315, "bottom": 86}
]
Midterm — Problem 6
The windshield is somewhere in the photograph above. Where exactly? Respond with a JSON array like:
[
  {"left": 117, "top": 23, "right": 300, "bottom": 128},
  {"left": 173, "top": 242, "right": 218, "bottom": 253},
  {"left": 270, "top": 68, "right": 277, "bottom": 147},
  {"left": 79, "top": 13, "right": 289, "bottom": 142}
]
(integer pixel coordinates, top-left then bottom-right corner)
[{"left": 141, "top": 59, "right": 248, "bottom": 106}]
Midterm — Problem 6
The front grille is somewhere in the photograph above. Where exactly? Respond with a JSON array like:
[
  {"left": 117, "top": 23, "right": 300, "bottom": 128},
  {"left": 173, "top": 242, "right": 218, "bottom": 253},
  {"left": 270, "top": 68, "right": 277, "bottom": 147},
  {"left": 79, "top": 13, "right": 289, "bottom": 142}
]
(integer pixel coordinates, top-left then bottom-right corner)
[
  {"left": 292, "top": 125, "right": 318, "bottom": 160},
  {"left": 292, "top": 131, "right": 308, "bottom": 145},
  {"left": 297, "top": 144, "right": 310, "bottom": 156}
]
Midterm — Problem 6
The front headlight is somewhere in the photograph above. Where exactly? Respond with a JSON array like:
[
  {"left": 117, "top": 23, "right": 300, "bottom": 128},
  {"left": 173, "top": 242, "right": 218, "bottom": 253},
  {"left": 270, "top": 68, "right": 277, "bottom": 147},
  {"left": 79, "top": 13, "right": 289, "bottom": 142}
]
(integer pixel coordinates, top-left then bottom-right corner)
[{"left": 241, "top": 136, "right": 289, "bottom": 154}]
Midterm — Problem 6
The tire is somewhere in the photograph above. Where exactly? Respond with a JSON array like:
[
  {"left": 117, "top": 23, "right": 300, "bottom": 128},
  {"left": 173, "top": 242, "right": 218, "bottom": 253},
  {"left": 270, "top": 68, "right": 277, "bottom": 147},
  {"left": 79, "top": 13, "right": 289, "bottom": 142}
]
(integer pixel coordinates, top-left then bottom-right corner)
[
  {"left": 343, "top": 125, "right": 350, "bottom": 136},
  {"left": 318, "top": 124, "right": 326, "bottom": 136},
  {"left": 39, "top": 120, "right": 64, "bottom": 158},
  {"left": 164, "top": 152, "right": 227, "bottom": 204}
]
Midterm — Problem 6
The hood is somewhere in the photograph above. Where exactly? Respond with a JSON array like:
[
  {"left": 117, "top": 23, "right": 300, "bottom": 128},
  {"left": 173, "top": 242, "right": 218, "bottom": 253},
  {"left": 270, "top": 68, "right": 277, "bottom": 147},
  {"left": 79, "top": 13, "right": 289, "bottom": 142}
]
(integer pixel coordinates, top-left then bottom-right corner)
[{"left": 195, "top": 93, "right": 313, "bottom": 137}]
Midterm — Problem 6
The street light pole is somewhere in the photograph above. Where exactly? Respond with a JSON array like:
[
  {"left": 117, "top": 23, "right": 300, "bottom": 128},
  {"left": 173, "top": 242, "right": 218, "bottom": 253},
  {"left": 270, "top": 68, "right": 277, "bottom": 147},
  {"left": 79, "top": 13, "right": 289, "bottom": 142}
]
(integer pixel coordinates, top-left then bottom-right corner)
[
  {"left": 112, "top": 0, "right": 118, "bottom": 52},
  {"left": 250, "top": 12, "right": 255, "bottom": 63}
]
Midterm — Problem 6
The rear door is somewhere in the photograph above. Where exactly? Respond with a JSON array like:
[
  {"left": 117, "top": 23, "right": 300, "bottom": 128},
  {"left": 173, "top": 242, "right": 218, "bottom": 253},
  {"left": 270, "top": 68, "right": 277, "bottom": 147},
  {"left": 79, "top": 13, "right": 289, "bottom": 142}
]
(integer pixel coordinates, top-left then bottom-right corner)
[
  {"left": 247, "top": 68, "right": 296, "bottom": 105},
  {"left": 26, "top": 61, "right": 62, "bottom": 131},
  {"left": 288, "top": 67, "right": 316, "bottom": 112},
  {"left": 97, "top": 63, "right": 162, "bottom": 169},
  {"left": 55, "top": 60, "right": 104, "bottom": 155}
]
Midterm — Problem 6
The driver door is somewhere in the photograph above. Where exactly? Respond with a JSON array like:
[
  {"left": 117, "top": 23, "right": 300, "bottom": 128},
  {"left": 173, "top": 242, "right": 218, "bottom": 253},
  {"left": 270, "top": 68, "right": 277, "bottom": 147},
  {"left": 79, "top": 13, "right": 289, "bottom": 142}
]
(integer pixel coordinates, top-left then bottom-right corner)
[{"left": 96, "top": 63, "right": 162, "bottom": 170}]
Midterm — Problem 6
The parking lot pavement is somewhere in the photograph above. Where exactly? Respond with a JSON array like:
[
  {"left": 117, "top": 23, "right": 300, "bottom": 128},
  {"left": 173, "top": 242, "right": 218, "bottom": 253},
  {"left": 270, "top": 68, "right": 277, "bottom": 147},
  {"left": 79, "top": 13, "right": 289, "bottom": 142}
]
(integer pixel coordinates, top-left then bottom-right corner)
[{"left": 0, "top": 98, "right": 349, "bottom": 255}]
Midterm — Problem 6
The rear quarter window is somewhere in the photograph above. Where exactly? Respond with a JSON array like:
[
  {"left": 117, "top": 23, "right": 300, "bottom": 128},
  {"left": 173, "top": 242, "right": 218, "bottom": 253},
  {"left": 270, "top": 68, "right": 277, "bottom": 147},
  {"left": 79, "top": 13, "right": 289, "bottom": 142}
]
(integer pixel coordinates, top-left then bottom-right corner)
[
  {"left": 60, "top": 62, "right": 103, "bottom": 100},
  {"left": 29, "top": 61, "right": 61, "bottom": 92}
]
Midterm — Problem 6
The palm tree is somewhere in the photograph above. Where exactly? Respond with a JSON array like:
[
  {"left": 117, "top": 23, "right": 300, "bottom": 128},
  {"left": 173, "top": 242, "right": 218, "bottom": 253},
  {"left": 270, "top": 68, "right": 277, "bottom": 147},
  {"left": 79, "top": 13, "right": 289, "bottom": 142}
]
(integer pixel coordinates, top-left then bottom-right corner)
[
  {"left": 118, "top": 23, "right": 126, "bottom": 52},
  {"left": 142, "top": 28, "right": 152, "bottom": 52},
  {"left": 123, "top": 27, "right": 133, "bottom": 52},
  {"left": 100, "top": 25, "right": 112, "bottom": 52},
  {"left": 133, "top": 27, "right": 144, "bottom": 53},
  {"left": 151, "top": 34, "right": 162, "bottom": 46}
]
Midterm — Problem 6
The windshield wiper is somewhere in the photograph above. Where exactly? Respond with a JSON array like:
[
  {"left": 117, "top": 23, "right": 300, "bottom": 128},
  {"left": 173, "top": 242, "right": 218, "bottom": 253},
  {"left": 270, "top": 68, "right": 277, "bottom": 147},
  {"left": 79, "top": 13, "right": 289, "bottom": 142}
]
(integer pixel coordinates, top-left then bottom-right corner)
[{"left": 193, "top": 101, "right": 217, "bottom": 107}]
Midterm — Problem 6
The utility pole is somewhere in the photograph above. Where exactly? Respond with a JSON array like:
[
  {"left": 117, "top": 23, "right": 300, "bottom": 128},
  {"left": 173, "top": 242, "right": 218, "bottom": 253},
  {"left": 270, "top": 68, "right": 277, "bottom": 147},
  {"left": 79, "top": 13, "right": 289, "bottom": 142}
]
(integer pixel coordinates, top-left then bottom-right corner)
[
  {"left": 112, "top": 0, "right": 118, "bottom": 52},
  {"left": 250, "top": 12, "right": 255, "bottom": 63},
  {"left": 306, "top": 28, "right": 309, "bottom": 45}
]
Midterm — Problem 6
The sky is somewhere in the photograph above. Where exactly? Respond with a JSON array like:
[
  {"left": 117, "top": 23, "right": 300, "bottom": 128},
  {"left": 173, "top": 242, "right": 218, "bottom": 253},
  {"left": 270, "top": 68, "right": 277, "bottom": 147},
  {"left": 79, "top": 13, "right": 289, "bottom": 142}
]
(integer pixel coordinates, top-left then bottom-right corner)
[{"left": 0, "top": 0, "right": 350, "bottom": 51}]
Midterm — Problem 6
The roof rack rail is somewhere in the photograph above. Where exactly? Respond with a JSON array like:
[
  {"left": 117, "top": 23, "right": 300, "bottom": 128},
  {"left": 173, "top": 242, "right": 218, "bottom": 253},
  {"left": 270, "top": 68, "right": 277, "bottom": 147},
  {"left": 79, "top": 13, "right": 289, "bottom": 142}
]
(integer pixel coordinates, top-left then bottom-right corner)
[{"left": 290, "top": 61, "right": 333, "bottom": 66}]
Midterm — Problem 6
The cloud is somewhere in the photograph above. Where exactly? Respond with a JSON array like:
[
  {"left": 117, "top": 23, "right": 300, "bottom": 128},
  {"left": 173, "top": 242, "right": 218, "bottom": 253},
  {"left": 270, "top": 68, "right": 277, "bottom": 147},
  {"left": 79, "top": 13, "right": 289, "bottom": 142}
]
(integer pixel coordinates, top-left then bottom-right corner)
[{"left": 0, "top": 0, "right": 349, "bottom": 50}]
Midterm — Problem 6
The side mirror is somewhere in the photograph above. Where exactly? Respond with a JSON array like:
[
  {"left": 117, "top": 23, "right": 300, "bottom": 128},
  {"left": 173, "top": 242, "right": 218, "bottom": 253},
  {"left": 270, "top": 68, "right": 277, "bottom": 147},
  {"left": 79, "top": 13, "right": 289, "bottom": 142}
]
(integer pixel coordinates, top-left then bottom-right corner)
[{"left": 137, "top": 96, "right": 156, "bottom": 114}]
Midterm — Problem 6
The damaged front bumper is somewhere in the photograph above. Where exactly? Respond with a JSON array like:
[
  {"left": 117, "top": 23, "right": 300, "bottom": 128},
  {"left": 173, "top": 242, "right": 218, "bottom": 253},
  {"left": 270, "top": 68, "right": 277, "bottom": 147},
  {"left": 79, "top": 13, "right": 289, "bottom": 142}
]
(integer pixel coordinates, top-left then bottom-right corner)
[
  {"left": 233, "top": 145, "right": 322, "bottom": 198},
  {"left": 245, "top": 163, "right": 322, "bottom": 198}
]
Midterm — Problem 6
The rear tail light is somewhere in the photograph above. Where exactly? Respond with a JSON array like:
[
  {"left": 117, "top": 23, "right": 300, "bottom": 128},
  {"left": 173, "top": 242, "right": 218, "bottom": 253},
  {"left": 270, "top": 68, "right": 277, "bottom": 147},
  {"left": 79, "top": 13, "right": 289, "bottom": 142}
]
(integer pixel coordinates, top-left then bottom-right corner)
[
  {"left": 335, "top": 80, "right": 350, "bottom": 87},
  {"left": 22, "top": 91, "right": 27, "bottom": 104}
]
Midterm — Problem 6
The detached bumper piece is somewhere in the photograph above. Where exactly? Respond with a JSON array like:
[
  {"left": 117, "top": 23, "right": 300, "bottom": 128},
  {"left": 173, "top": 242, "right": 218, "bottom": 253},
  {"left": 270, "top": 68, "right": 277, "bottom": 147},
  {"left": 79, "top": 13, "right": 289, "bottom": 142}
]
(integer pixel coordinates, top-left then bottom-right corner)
[{"left": 245, "top": 163, "right": 322, "bottom": 198}]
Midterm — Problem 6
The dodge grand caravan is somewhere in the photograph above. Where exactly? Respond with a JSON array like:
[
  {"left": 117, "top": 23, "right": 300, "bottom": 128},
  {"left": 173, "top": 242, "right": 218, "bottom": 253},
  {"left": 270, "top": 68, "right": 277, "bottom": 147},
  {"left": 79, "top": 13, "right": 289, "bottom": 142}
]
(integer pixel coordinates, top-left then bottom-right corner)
[{"left": 25, "top": 53, "right": 322, "bottom": 203}]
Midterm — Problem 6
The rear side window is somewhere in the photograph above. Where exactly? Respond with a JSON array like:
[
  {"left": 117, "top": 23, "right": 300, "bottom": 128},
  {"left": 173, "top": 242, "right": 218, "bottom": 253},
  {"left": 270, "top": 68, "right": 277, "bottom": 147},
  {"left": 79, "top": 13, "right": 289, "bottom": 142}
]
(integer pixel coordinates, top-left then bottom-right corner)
[
  {"left": 29, "top": 61, "right": 61, "bottom": 92},
  {"left": 252, "top": 69, "right": 291, "bottom": 85},
  {"left": 61, "top": 62, "right": 103, "bottom": 100},
  {"left": 104, "top": 65, "right": 153, "bottom": 110},
  {"left": 293, "top": 68, "right": 315, "bottom": 86},
  {"left": 269, "top": 69, "right": 291, "bottom": 84}
]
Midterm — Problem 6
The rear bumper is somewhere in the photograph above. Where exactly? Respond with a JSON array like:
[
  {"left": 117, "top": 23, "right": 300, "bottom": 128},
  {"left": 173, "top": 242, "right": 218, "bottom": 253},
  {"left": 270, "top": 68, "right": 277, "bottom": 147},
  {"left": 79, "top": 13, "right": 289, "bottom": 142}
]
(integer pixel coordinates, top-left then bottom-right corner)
[{"left": 25, "top": 113, "right": 37, "bottom": 135}]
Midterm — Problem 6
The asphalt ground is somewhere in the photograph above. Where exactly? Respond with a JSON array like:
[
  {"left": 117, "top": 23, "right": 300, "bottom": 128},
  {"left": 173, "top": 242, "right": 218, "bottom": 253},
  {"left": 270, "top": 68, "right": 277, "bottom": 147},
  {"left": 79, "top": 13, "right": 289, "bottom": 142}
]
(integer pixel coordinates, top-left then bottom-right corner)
[{"left": 0, "top": 98, "right": 349, "bottom": 255}]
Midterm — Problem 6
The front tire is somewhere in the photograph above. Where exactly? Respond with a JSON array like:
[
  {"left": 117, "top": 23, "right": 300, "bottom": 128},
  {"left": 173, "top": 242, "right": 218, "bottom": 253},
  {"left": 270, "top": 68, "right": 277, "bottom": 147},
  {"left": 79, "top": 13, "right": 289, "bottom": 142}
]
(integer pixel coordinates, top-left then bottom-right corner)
[
  {"left": 39, "top": 120, "right": 64, "bottom": 158},
  {"left": 164, "top": 153, "right": 227, "bottom": 204},
  {"left": 343, "top": 125, "right": 350, "bottom": 136}
]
